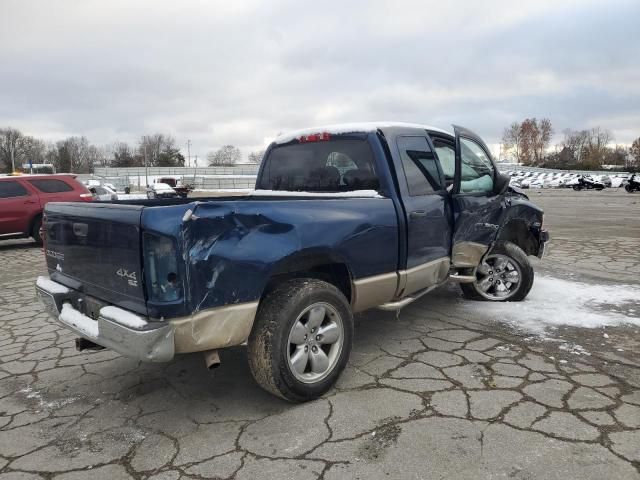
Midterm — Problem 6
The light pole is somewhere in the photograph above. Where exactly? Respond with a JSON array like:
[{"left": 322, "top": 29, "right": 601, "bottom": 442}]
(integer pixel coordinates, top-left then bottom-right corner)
[
  {"left": 144, "top": 140, "right": 149, "bottom": 188},
  {"left": 186, "top": 140, "right": 192, "bottom": 168}
]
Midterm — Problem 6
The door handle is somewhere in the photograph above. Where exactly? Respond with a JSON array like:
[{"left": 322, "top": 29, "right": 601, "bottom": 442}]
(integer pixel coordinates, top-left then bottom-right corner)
[
  {"left": 24, "top": 199, "right": 37, "bottom": 204},
  {"left": 410, "top": 210, "right": 427, "bottom": 218}
]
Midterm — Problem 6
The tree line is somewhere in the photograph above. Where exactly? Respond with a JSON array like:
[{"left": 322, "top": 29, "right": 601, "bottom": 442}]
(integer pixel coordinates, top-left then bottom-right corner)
[
  {"left": 502, "top": 118, "right": 640, "bottom": 170},
  {"left": 0, "top": 127, "right": 265, "bottom": 174}
]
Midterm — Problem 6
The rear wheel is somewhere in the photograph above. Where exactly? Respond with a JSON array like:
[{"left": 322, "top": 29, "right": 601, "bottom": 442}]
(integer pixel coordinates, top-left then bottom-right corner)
[
  {"left": 247, "top": 278, "right": 353, "bottom": 402},
  {"left": 460, "top": 241, "right": 534, "bottom": 302},
  {"left": 572, "top": 185, "right": 581, "bottom": 191},
  {"left": 31, "top": 216, "right": 43, "bottom": 245}
]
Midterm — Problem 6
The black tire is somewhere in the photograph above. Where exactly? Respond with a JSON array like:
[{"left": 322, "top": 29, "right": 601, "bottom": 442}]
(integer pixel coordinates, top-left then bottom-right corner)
[
  {"left": 595, "top": 185, "right": 604, "bottom": 191},
  {"left": 624, "top": 184, "right": 632, "bottom": 193},
  {"left": 460, "top": 241, "right": 534, "bottom": 302},
  {"left": 31, "top": 216, "right": 43, "bottom": 245},
  {"left": 247, "top": 278, "right": 353, "bottom": 402},
  {"left": 572, "top": 185, "right": 581, "bottom": 191}
]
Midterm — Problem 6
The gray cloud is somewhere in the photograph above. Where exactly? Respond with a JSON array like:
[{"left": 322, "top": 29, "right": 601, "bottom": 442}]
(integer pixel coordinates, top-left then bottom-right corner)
[{"left": 1, "top": 0, "right": 638, "bottom": 160}]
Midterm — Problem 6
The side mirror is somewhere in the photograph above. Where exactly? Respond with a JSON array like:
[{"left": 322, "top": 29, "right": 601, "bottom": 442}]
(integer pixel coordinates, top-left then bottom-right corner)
[{"left": 494, "top": 173, "right": 510, "bottom": 195}]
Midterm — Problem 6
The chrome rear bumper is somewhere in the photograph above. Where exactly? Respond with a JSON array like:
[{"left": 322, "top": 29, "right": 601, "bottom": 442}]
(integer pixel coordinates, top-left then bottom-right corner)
[
  {"left": 35, "top": 277, "right": 174, "bottom": 362},
  {"left": 35, "top": 276, "right": 258, "bottom": 363}
]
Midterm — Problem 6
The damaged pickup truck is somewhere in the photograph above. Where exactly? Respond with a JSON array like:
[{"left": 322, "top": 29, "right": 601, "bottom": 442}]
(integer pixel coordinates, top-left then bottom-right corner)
[{"left": 36, "top": 123, "right": 548, "bottom": 402}]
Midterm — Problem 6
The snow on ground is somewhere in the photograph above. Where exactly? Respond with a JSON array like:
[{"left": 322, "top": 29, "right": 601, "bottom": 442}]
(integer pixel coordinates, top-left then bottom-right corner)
[{"left": 459, "top": 275, "right": 640, "bottom": 334}]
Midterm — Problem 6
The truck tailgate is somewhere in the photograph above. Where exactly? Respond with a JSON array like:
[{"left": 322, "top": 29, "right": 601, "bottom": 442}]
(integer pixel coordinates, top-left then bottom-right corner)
[{"left": 44, "top": 202, "right": 147, "bottom": 316}]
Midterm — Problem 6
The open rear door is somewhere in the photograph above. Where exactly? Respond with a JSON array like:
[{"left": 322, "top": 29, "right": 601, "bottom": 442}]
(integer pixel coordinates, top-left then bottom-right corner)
[{"left": 450, "top": 125, "right": 507, "bottom": 270}]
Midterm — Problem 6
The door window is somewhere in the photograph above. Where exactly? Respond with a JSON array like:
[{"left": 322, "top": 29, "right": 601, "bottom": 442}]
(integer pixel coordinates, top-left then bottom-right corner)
[
  {"left": 431, "top": 138, "right": 455, "bottom": 187},
  {"left": 0, "top": 181, "right": 29, "bottom": 198},
  {"left": 459, "top": 138, "right": 495, "bottom": 193},
  {"left": 28, "top": 179, "right": 74, "bottom": 193},
  {"left": 397, "top": 136, "right": 443, "bottom": 195}
]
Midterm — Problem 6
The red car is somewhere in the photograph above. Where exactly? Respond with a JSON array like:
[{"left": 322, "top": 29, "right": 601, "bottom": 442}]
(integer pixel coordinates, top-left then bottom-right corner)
[{"left": 0, "top": 174, "right": 92, "bottom": 245}]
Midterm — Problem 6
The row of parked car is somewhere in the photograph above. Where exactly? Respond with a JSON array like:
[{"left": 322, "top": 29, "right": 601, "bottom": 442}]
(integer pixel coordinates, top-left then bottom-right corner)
[
  {"left": 506, "top": 170, "right": 632, "bottom": 190},
  {"left": 0, "top": 173, "right": 196, "bottom": 245},
  {"left": 86, "top": 177, "right": 193, "bottom": 200}
]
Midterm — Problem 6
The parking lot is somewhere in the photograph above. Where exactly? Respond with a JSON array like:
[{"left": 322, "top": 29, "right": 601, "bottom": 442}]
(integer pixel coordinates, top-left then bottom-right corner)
[{"left": 1, "top": 189, "right": 639, "bottom": 479}]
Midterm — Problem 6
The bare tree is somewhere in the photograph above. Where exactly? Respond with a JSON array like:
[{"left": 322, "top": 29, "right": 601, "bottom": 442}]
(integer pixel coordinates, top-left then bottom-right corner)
[
  {"left": 501, "top": 122, "right": 522, "bottom": 163},
  {"left": 630, "top": 137, "right": 640, "bottom": 169},
  {"left": 208, "top": 145, "right": 241, "bottom": 166},
  {"left": 503, "top": 118, "right": 553, "bottom": 166},
  {"left": 247, "top": 150, "right": 264, "bottom": 164},
  {"left": 110, "top": 141, "right": 137, "bottom": 168},
  {"left": 138, "top": 134, "right": 183, "bottom": 167},
  {"left": 0, "top": 128, "right": 28, "bottom": 172}
]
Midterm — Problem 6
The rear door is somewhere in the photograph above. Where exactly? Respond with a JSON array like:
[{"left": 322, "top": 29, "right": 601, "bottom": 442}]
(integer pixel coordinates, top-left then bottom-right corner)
[
  {"left": 384, "top": 128, "right": 452, "bottom": 296},
  {"left": 449, "top": 125, "right": 504, "bottom": 269},
  {"left": 0, "top": 179, "right": 40, "bottom": 235}
]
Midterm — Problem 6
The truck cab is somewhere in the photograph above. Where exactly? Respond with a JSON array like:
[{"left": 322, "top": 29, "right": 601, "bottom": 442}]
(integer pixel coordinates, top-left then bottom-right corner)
[{"left": 36, "top": 122, "right": 548, "bottom": 402}]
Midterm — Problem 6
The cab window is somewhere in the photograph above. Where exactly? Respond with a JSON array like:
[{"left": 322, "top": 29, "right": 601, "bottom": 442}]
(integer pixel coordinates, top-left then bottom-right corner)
[
  {"left": 431, "top": 138, "right": 455, "bottom": 187},
  {"left": 458, "top": 138, "right": 495, "bottom": 194},
  {"left": 397, "top": 136, "right": 443, "bottom": 195}
]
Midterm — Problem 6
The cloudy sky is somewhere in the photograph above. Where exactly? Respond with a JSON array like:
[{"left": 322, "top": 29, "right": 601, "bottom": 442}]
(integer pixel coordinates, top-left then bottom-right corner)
[{"left": 1, "top": 0, "right": 639, "bottom": 161}]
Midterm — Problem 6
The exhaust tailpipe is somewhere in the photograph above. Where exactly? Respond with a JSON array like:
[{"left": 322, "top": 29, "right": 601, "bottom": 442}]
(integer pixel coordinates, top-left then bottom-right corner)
[{"left": 203, "top": 349, "right": 221, "bottom": 369}]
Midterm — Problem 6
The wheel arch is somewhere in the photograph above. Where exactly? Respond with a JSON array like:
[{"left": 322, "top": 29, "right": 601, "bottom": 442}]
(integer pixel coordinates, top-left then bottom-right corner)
[
  {"left": 262, "top": 249, "right": 353, "bottom": 304},
  {"left": 496, "top": 219, "right": 539, "bottom": 256}
]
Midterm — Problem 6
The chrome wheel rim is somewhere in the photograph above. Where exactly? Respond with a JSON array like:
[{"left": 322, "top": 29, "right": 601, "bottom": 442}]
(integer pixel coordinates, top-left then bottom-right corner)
[
  {"left": 286, "top": 302, "right": 344, "bottom": 384},
  {"left": 474, "top": 254, "right": 522, "bottom": 300}
]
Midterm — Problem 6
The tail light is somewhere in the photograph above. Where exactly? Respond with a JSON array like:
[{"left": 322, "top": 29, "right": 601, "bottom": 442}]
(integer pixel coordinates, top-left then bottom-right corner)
[
  {"left": 143, "top": 233, "right": 182, "bottom": 303},
  {"left": 79, "top": 193, "right": 93, "bottom": 201}
]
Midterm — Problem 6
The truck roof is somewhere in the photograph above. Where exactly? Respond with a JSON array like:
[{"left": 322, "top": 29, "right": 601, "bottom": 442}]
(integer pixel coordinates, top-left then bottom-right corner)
[{"left": 273, "top": 122, "right": 453, "bottom": 145}]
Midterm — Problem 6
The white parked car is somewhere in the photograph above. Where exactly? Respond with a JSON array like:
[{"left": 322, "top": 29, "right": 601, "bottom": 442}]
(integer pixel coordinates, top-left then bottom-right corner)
[
  {"left": 147, "top": 182, "right": 179, "bottom": 199},
  {"left": 89, "top": 185, "right": 118, "bottom": 201}
]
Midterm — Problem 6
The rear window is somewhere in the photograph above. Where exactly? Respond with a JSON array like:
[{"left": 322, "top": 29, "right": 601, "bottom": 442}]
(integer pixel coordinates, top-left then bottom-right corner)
[
  {"left": 257, "top": 139, "right": 379, "bottom": 192},
  {"left": 0, "top": 180, "right": 29, "bottom": 199},
  {"left": 28, "top": 179, "right": 74, "bottom": 193}
]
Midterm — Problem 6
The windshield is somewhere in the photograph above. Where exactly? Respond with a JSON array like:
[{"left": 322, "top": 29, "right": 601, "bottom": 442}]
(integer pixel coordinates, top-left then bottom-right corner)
[{"left": 257, "top": 138, "right": 379, "bottom": 192}]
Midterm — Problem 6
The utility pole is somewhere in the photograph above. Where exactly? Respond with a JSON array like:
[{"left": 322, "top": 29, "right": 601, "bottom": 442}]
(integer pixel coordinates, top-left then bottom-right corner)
[
  {"left": 144, "top": 139, "right": 149, "bottom": 188},
  {"left": 186, "top": 140, "right": 192, "bottom": 168}
]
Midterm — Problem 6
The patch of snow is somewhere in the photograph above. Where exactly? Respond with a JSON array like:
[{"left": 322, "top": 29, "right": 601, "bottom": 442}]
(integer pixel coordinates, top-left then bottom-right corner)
[
  {"left": 559, "top": 343, "right": 591, "bottom": 356},
  {"left": 60, "top": 303, "right": 99, "bottom": 338},
  {"left": 274, "top": 122, "right": 452, "bottom": 144},
  {"left": 251, "top": 189, "right": 385, "bottom": 198},
  {"left": 193, "top": 188, "right": 253, "bottom": 193},
  {"left": 36, "top": 276, "right": 69, "bottom": 294},
  {"left": 100, "top": 306, "right": 147, "bottom": 329},
  {"left": 117, "top": 194, "right": 148, "bottom": 200},
  {"left": 459, "top": 275, "right": 640, "bottom": 334},
  {"left": 19, "top": 386, "right": 80, "bottom": 411}
]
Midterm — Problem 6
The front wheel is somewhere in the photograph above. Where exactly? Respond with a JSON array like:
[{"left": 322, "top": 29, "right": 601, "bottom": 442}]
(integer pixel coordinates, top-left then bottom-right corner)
[
  {"left": 460, "top": 241, "right": 534, "bottom": 302},
  {"left": 572, "top": 185, "right": 582, "bottom": 191},
  {"left": 247, "top": 278, "right": 353, "bottom": 402},
  {"left": 625, "top": 184, "right": 633, "bottom": 193}
]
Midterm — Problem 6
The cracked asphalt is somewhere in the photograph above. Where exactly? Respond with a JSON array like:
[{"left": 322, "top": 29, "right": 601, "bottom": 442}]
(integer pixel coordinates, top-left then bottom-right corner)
[{"left": 1, "top": 189, "right": 639, "bottom": 479}]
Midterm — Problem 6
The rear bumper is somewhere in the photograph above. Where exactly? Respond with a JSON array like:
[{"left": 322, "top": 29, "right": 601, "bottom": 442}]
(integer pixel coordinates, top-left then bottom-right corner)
[{"left": 35, "top": 276, "right": 258, "bottom": 363}]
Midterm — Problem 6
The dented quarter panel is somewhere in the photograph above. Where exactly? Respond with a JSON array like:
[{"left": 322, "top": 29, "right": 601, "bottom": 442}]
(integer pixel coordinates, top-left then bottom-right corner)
[{"left": 141, "top": 197, "right": 399, "bottom": 318}]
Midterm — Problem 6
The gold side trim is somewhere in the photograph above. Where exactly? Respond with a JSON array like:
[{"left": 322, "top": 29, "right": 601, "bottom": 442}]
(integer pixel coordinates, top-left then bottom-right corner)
[
  {"left": 352, "top": 272, "right": 399, "bottom": 313},
  {"left": 171, "top": 301, "right": 259, "bottom": 353},
  {"left": 452, "top": 242, "right": 489, "bottom": 268},
  {"left": 401, "top": 257, "right": 450, "bottom": 297}
]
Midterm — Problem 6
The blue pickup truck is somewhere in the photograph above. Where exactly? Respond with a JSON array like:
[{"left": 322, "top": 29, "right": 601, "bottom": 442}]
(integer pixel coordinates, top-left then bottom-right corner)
[{"left": 36, "top": 122, "right": 548, "bottom": 402}]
